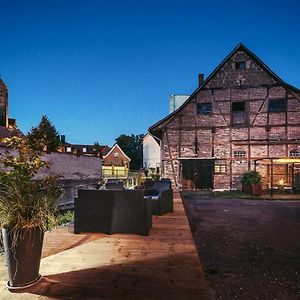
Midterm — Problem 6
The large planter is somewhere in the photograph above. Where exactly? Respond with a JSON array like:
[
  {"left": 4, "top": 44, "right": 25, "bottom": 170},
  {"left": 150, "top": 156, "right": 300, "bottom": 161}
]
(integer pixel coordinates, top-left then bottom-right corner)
[
  {"left": 242, "top": 183, "right": 262, "bottom": 196},
  {"left": 2, "top": 226, "right": 44, "bottom": 289}
]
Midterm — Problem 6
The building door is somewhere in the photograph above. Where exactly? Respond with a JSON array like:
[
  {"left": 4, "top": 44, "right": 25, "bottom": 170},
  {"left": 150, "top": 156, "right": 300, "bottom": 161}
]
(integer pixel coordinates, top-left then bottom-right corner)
[{"left": 181, "top": 159, "right": 214, "bottom": 189}]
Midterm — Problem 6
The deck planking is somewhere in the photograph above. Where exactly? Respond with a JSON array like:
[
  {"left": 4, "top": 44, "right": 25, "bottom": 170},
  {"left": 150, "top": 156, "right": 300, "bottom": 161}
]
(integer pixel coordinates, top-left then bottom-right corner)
[{"left": 0, "top": 192, "right": 210, "bottom": 299}]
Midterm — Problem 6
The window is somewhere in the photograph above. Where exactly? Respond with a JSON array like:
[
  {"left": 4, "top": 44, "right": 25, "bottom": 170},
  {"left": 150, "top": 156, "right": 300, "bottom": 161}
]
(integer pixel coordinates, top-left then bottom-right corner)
[
  {"left": 234, "top": 150, "right": 246, "bottom": 157},
  {"left": 290, "top": 150, "right": 300, "bottom": 157},
  {"left": 268, "top": 99, "right": 287, "bottom": 112},
  {"left": 114, "top": 152, "right": 119, "bottom": 158},
  {"left": 232, "top": 102, "right": 245, "bottom": 111},
  {"left": 82, "top": 147, "right": 87, "bottom": 153},
  {"left": 197, "top": 103, "right": 212, "bottom": 115},
  {"left": 66, "top": 147, "right": 72, "bottom": 153},
  {"left": 232, "top": 101, "right": 246, "bottom": 124},
  {"left": 214, "top": 160, "right": 227, "bottom": 173},
  {"left": 235, "top": 61, "right": 246, "bottom": 70}
]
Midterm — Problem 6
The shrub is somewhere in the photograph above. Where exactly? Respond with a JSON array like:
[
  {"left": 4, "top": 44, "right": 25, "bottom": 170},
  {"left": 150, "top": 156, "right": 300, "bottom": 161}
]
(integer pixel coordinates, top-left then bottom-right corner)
[
  {"left": 241, "top": 171, "right": 262, "bottom": 185},
  {"left": 0, "top": 136, "right": 62, "bottom": 234},
  {"left": 55, "top": 210, "right": 74, "bottom": 227}
]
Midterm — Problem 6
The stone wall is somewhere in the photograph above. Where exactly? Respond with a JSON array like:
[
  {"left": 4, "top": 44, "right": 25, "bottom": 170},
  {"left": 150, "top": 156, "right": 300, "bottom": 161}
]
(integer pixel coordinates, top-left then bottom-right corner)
[{"left": 0, "top": 148, "right": 102, "bottom": 208}]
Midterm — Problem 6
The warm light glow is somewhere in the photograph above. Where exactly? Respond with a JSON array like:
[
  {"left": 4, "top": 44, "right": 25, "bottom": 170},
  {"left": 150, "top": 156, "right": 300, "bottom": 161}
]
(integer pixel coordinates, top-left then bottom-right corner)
[
  {"left": 275, "top": 158, "right": 300, "bottom": 164},
  {"left": 278, "top": 179, "right": 284, "bottom": 186}
]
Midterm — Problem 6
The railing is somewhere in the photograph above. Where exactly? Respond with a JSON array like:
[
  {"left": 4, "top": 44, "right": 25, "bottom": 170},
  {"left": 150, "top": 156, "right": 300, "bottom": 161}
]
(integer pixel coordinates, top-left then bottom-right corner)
[{"left": 102, "top": 169, "right": 129, "bottom": 179}]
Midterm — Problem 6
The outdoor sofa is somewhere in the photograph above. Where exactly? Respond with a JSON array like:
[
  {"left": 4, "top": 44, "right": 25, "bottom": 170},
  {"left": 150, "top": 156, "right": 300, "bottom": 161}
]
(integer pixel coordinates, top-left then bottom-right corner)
[
  {"left": 143, "top": 180, "right": 173, "bottom": 216},
  {"left": 74, "top": 189, "right": 152, "bottom": 236}
]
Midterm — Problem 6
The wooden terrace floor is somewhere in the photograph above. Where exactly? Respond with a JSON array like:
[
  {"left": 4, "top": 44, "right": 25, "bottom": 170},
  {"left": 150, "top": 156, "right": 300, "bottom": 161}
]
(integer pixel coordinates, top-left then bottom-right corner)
[{"left": 0, "top": 192, "right": 210, "bottom": 299}]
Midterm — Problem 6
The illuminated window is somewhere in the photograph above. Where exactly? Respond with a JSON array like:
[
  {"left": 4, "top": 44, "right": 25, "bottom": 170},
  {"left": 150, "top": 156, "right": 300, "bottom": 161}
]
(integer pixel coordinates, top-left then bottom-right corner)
[
  {"left": 197, "top": 103, "right": 212, "bottom": 115},
  {"left": 82, "top": 148, "right": 87, "bottom": 153},
  {"left": 234, "top": 150, "right": 246, "bottom": 157},
  {"left": 268, "top": 99, "right": 286, "bottom": 112},
  {"left": 214, "top": 160, "right": 227, "bottom": 173},
  {"left": 66, "top": 147, "right": 72, "bottom": 152},
  {"left": 290, "top": 150, "right": 300, "bottom": 157}
]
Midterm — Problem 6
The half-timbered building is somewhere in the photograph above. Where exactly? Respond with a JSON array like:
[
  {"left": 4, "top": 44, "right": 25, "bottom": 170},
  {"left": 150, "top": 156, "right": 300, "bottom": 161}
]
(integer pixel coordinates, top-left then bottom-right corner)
[{"left": 149, "top": 43, "right": 300, "bottom": 190}]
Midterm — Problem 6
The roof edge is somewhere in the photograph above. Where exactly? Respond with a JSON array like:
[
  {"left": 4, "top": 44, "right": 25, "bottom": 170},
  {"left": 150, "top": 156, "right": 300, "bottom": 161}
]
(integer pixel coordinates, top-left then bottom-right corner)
[{"left": 149, "top": 43, "right": 300, "bottom": 136}]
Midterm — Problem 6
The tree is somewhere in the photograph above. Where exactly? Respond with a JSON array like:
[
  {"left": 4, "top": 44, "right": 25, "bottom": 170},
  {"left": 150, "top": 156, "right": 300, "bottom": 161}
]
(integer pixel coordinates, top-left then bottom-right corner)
[
  {"left": 93, "top": 141, "right": 102, "bottom": 156},
  {"left": 27, "top": 115, "right": 61, "bottom": 152},
  {"left": 115, "top": 134, "right": 144, "bottom": 170}
]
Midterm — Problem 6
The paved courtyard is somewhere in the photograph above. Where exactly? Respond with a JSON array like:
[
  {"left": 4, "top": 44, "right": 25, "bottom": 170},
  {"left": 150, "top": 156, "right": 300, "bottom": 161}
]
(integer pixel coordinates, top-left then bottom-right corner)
[{"left": 183, "top": 192, "right": 300, "bottom": 299}]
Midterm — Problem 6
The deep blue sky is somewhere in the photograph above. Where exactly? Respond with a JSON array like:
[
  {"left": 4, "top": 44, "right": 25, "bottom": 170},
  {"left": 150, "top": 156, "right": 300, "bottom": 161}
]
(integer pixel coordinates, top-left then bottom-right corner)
[{"left": 0, "top": 0, "right": 299, "bottom": 146}]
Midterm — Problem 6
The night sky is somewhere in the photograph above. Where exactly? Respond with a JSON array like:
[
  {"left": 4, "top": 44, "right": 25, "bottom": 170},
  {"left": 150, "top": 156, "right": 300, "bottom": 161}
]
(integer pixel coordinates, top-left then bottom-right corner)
[{"left": 0, "top": 0, "right": 299, "bottom": 145}]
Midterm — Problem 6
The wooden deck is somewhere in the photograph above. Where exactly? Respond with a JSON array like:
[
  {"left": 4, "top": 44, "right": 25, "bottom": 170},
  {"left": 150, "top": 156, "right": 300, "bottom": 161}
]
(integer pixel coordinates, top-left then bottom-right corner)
[{"left": 0, "top": 192, "right": 210, "bottom": 299}]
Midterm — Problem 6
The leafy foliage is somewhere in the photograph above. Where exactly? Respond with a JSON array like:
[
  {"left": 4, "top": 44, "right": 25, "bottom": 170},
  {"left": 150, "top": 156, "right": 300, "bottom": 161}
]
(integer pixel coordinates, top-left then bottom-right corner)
[
  {"left": 27, "top": 115, "right": 60, "bottom": 152},
  {"left": 93, "top": 141, "right": 102, "bottom": 156},
  {"left": 115, "top": 134, "right": 144, "bottom": 170},
  {"left": 241, "top": 171, "right": 262, "bottom": 185},
  {"left": 0, "top": 136, "right": 62, "bottom": 233},
  {"left": 55, "top": 210, "right": 74, "bottom": 227}
]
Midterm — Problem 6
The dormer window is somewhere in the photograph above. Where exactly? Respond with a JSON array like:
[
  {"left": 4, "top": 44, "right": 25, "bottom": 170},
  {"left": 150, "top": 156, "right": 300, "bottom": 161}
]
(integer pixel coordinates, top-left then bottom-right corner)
[{"left": 235, "top": 61, "right": 246, "bottom": 70}]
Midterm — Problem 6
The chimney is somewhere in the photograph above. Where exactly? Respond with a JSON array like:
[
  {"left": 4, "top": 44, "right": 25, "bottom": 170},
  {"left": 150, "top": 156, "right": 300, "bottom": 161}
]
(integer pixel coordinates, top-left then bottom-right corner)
[
  {"left": 198, "top": 73, "right": 204, "bottom": 86},
  {"left": 60, "top": 134, "right": 66, "bottom": 144}
]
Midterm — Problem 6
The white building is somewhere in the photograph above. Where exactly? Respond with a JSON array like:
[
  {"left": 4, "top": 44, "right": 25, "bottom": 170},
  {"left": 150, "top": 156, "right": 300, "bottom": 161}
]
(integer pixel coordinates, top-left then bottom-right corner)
[{"left": 143, "top": 133, "right": 161, "bottom": 173}]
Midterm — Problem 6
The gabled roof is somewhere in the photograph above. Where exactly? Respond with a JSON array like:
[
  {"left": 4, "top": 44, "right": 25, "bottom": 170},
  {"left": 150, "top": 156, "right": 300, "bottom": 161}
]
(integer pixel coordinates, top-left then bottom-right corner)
[
  {"left": 143, "top": 133, "right": 160, "bottom": 146},
  {"left": 103, "top": 143, "right": 131, "bottom": 161},
  {"left": 61, "top": 142, "right": 110, "bottom": 156},
  {"left": 149, "top": 43, "right": 300, "bottom": 136}
]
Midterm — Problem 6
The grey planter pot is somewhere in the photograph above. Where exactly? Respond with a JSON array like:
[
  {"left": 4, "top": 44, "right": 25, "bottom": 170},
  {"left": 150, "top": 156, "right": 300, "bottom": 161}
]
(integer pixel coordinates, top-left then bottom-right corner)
[{"left": 2, "top": 226, "right": 44, "bottom": 289}]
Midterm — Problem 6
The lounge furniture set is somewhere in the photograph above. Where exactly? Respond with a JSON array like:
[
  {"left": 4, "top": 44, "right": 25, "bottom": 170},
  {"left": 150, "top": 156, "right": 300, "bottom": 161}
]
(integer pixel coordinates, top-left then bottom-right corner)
[{"left": 74, "top": 179, "right": 173, "bottom": 236}]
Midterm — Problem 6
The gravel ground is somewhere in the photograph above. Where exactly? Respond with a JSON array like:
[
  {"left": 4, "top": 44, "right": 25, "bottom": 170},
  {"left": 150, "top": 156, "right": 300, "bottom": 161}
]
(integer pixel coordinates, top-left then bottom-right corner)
[{"left": 182, "top": 192, "right": 300, "bottom": 300}]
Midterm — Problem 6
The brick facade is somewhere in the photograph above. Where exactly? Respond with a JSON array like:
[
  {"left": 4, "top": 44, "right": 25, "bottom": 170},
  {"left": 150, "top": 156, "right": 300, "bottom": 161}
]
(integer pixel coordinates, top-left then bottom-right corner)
[
  {"left": 0, "top": 79, "right": 8, "bottom": 127},
  {"left": 149, "top": 44, "right": 300, "bottom": 190},
  {"left": 102, "top": 144, "right": 131, "bottom": 178}
]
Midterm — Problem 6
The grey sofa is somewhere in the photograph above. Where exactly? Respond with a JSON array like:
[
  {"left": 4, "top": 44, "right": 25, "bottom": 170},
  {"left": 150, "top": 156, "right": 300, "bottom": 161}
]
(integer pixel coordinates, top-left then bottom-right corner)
[
  {"left": 74, "top": 189, "right": 152, "bottom": 236},
  {"left": 144, "top": 180, "right": 173, "bottom": 216}
]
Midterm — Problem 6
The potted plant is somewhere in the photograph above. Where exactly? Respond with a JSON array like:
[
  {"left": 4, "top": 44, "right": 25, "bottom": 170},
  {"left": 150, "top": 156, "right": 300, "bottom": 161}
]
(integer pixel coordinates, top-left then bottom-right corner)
[
  {"left": 0, "top": 136, "right": 61, "bottom": 289},
  {"left": 241, "top": 170, "right": 262, "bottom": 196}
]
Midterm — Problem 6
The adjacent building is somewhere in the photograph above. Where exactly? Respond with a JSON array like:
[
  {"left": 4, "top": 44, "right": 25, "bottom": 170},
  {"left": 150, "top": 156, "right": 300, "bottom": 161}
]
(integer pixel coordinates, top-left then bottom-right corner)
[
  {"left": 143, "top": 133, "right": 161, "bottom": 174},
  {"left": 149, "top": 43, "right": 300, "bottom": 191},
  {"left": 102, "top": 144, "right": 131, "bottom": 178}
]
